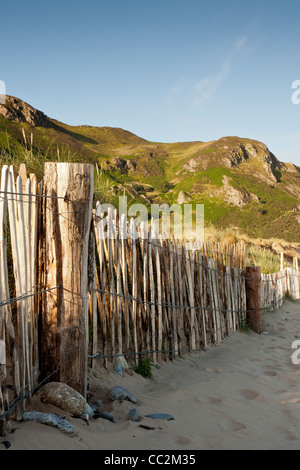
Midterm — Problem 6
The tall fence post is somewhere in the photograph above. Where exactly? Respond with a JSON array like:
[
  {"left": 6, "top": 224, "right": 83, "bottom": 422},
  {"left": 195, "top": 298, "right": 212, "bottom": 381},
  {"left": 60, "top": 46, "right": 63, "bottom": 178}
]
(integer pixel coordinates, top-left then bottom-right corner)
[
  {"left": 246, "top": 266, "right": 262, "bottom": 334},
  {"left": 40, "top": 163, "right": 94, "bottom": 397}
]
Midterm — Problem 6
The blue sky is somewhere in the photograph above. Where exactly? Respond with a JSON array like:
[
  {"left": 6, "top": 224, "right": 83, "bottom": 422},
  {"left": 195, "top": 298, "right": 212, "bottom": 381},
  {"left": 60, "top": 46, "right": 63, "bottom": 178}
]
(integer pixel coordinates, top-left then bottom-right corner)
[{"left": 1, "top": 0, "right": 300, "bottom": 165}]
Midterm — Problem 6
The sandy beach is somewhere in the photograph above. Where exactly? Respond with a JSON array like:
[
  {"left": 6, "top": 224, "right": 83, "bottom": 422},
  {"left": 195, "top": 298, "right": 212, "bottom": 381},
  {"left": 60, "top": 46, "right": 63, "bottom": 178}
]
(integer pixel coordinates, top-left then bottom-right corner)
[{"left": 2, "top": 298, "right": 300, "bottom": 451}]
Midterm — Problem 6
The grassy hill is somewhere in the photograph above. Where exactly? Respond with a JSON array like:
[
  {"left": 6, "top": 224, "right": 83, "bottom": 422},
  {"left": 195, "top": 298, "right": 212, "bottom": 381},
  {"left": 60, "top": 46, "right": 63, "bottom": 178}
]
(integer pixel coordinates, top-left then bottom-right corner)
[{"left": 1, "top": 95, "right": 300, "bottom": 244}]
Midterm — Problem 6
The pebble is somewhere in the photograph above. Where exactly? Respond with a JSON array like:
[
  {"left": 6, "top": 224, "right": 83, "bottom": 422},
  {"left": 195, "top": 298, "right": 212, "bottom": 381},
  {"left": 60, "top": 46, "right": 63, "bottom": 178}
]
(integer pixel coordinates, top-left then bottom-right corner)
[
  {"left": 109, "top": 386, "right": 137, "bottom": 404},
  {"left": 84, "top": 403, "right": 94, "bottom": 417},
  {"left": 114, "top": 364, "right": 124, "bottom": 376},
  {"left": 128, "top": 408, "right": 139, "bottom": 422},
  {"left": 1, "top": 441, "right": 11, "bottom": 450},
  {"left": 115, "top": 353, "right": 129, "bottom": 370},
  {"left": 22, "top": 412, "right": 74, "bottom": 434},
  {"left": 145, "top": 413, "right": 174, "bottom": 421}
]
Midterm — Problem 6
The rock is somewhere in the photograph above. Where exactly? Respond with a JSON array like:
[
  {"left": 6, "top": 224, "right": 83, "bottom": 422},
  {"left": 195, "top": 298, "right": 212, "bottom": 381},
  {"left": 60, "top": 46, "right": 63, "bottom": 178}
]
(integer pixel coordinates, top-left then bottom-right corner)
[
  {"left": 89, "top": 400, "right": 104, "bottom": 413},
  {"left": 22, "top": 412, "right": 74, "bottom": 434},
  {"left": 109, "top": 386, "right": 137, "bottom": 404},
  {"left": 261, "top": 331, "right": 269, "bottom": 336},
  {"left": 145, "top": 413, "right": 174, "bottom": 421},
  {"left": 111, "top": 157, "right": 128, "bottom": 174},
  {"left": 0, "top": 441, "right": 11, "bottom": 450},
  {"left": 113, "top": 364, "right": 124, "bottom": 376},
  {"left": 0, "top": 96, "right": 50, "bottom": 127},
  {"left": 128, "top": 408, "right": 139, "bottom": 422},
  {"left": 39, "top": 382, "right": 87, "bottom": 417},
  {"left": 79, "top": 413, "right": 90, "bottom": 425},
  {"left": 222, "top": 176, "right": 251, "bottom": 207},
  {"left": 93, "top": 412, "right": 115, "bottom": 423},
  {"left": 83, "top": 403, "right": 94, "bottom": 417},
  {"left": 126, "top": 160, "right": 136, "bottom": 172},
  {"left": 183, "top": 158, "right": 199, "bottom": 173},
  {"left": 177, "top": 191, "right": 192, "bottom": 204},
  {"left": 115, "top": 353, "right": 129, "bottom": 370}
]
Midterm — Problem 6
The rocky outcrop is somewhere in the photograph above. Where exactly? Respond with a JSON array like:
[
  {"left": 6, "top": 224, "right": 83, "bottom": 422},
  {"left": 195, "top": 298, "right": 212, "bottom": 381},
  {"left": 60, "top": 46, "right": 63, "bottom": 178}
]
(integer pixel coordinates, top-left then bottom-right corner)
[
  {"left": 183, "top": 158, "right": 199, "bottom": 173},
  {"left": 222, "top": 176, "right": 256, "bottom": 207},
  {"left": 181, "top": 139, "right": 282, "bottom": 186},
  {"left": 177, "top": 191, "right": 192, "bottom": 204},
  {"left": 108, "top": 157, "right": 137, "bottom": 174},
  {"left": 0, "top": 96, "right": 51, "bottom": 127}
]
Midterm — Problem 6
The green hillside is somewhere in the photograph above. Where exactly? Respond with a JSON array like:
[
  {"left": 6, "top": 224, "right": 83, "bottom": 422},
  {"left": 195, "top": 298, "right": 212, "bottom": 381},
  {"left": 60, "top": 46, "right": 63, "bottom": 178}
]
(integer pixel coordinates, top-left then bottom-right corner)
[{"left": 1, "top": 96, "right": 300, "bottom": 243}]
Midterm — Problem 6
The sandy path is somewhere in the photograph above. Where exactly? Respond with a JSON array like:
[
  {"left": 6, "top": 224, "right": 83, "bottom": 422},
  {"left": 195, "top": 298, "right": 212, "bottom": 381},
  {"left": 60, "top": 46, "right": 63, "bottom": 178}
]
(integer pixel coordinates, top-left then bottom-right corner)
[{"left": 2, "top": 299, "right": 300, "bottom": 451}]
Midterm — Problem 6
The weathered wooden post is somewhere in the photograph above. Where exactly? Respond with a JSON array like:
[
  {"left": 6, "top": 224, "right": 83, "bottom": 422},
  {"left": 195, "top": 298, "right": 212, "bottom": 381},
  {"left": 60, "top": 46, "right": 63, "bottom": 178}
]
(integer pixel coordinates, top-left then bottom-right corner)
[
  {"left": 245, "top": 266, "right": 262, "bottom": 334},
  {"left": 280, "top": 252, "right": 284, "bottom": 271},
  {"left": 40, "top": 163, "right": 94, "bottom": 397}
]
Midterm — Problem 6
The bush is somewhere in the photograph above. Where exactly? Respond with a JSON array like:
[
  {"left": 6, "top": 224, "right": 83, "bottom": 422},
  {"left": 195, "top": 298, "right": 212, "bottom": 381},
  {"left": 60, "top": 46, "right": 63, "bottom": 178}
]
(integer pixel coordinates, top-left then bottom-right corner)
[{"left": 134, "top": 357, "right": 153, "bottom": 379}]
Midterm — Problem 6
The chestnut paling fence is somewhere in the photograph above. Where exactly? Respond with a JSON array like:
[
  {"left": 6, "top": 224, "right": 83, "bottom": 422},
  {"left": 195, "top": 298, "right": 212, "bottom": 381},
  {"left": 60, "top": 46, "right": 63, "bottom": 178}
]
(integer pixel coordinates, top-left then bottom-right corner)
[
  {"left": 91, "top": 205, "right": 249, "bottom": 369},
  {"left": 260, "top": 268, "right": 300, "bottom": 312},
  {"left": 0, "top": 162, "right": 299, "bottom": 437}
]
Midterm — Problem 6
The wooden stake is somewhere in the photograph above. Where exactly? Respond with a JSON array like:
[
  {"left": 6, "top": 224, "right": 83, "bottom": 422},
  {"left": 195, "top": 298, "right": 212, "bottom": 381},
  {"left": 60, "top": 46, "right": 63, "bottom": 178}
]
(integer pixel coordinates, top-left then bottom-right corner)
[
  {"left": 245, "top": 266, "right": 262, "bottom": 334},
  {"left": 40, "top": 163, "right": 93, "bottom": 397}
]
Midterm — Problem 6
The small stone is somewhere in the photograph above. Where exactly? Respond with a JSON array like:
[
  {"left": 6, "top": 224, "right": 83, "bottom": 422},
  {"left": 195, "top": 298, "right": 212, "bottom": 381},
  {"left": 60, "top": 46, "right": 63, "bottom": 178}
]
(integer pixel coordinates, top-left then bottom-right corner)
[
  {"left": 115, "top": 353, "right": 129, "bottom": 370},
  {"left": 145, "top": 413, "right": 174, "bottom": 421},
  {"left": 261, "top": 331, "right": 269, "bottom": 336},
  {"left": 22, "top": 412, "right": 74, "bottom": 434},
  {"left": 109, "top": 386, "right": 137, "bottom": 404},
  {"left": 1, "top": 441, "right": 11, "bottom": 450},
  {"left": 84, "top": 403, "right": 94, "bottom": 417},
  {"left": 114, "top": 364, "right": 124, "bottom": 376},
  {"left": 156, "top": 364, "right": 161, "bottom": 369},
  {"left": 128, "top": 408, "right": 139, "bottom": 422}
]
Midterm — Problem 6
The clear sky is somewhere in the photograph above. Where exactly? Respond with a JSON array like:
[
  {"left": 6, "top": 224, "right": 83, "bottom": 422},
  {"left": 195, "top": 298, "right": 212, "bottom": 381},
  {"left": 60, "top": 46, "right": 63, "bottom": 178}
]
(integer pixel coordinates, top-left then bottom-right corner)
[{"left": 1, "top": 0, "right": 300, "bottom": 165}]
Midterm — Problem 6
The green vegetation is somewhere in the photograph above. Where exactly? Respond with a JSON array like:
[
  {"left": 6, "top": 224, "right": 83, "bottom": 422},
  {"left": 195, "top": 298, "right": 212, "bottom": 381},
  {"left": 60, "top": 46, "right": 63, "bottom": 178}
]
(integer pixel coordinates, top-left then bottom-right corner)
[
  {"left": 134, "top": 357, "right": 153, "bottom": 379},
  {"left": 1, "top": 96, "right": 300, "bottom": 245},
  {"left": 247, "top": 246, "right": 285, "bottom": 274},
  {"left": 285, "top": 292, "right": 298, "bottom": 303},
  {"left": 239, "top": 317, "right": 252, "bottom": 333}
]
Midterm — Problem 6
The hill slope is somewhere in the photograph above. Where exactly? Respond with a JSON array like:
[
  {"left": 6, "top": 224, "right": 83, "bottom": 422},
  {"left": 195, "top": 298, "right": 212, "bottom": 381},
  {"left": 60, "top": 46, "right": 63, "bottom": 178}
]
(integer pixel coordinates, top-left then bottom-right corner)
[{"left": 1, "top": 95, "right": 300, "bottom": 242}]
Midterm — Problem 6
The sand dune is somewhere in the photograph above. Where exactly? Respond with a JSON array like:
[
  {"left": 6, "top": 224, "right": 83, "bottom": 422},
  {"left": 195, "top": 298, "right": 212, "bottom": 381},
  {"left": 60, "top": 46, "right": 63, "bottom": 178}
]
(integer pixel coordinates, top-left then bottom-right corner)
[{"left": 2, "top": 299, "right": 300, "bottom": 451}]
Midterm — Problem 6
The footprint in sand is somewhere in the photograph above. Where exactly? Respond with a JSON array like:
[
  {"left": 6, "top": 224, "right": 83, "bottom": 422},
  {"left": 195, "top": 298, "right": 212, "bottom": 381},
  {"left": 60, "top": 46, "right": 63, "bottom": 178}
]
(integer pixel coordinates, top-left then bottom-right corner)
[
  {"left": 204, "top": 368, "right": 220, "bottom": 374},
  {"left": 208, "top": 396, "right": 223, "bottom": 405},
  {"left": 247, "top": 357, "right": 262, "bottom": 363},
  {"left": 281, "top": 408, "right": 292, "bottom": 415},
  {"left": 239, "top": 389, "right": 259, "bottom": 400},
  {"left": 284, "top": 430, "right": 297, "bottom": 441},
  {"left": 230, "top": 421, "right": 246, "bottom": 432},
  {"left": 174, "top": 436, "right": 191, "bottom": 445},
  {"left": 264, "top": 370, "right": 277, "bottom": 377}
]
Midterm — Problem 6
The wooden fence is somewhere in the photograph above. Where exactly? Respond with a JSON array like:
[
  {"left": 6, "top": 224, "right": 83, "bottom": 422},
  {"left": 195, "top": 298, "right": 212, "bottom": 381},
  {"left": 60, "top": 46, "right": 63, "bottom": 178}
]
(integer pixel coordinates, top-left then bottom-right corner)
[
  {"left": 0, "top": 161, "right": 299, "bottom": 437},
  {"left": 91, "top": 205, "right": 248, "bottom": 368},
  {"left": 261, "top": 268, "right": 300, "bottom": 312}
]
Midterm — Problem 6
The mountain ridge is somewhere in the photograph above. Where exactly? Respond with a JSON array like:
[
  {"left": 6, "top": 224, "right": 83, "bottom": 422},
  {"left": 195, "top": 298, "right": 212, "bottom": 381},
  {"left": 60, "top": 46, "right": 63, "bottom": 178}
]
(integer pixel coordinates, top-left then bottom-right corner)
[{"left": 0, "top": 95, "right": 300, "bottom": 242}]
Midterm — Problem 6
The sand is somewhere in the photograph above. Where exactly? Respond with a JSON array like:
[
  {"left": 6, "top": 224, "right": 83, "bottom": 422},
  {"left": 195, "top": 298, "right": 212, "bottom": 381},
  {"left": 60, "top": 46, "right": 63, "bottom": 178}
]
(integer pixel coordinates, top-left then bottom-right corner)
[{"left": 2, "top": 298, "right": 300, "bottom": 451}]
